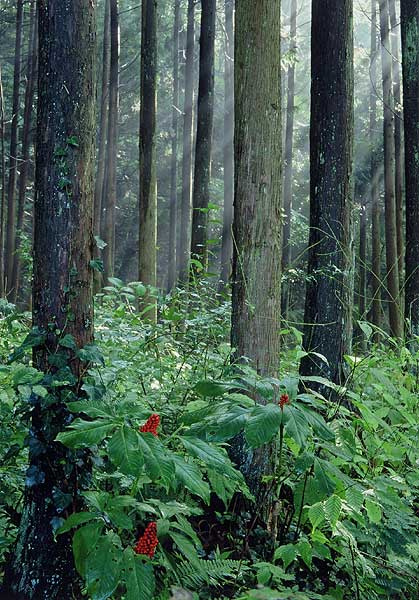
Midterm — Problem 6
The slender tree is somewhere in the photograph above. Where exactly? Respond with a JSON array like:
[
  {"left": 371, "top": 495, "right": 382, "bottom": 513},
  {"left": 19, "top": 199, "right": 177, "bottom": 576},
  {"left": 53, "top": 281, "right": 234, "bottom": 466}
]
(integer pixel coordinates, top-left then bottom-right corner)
[
  {"left": 4, "top": 0, "right": 96, "bottom": 596},
  {"left": 219, "top": 0, "right": 234, "bottom": 289},
  {"left": 0, "top": 66, "right": 5, "bottom": 298},
  {"left": 179, "top": 0, "right": 195, "bottom": 284},
  {"left": 378, "top": 0, "right": 403, "bottom": 338},
  {"left": 300, "top": 0, "right": 353, "bottom": 389},
  {"left": 102, "top": 0, "right": 119, "bottom": 282},
  {"left": 281, "top": 0, "right": 297, "bottom": 319},
  {"left": 231, "top": 0, "right": 282, "bottom": 497},
  {"left": 139, "top": 0, "right": 157, "bottom": 321},
  {"left": 11, "top": 1, "right": 37, "bottom": 303},
  {"left": 370, "top": 0, "right": 382, "bottom": 333},
  {"left": 168, "top": 0, "right": 180, "bottom": 291},
  {"left": 190, "top": 0, "right": 216, "bottom": 274},
  {"left": 401, "top": 0, "right": 419, "bottom": 334},
  {"left": 5, "top": 0, "right": 24, "bottom": 295}
]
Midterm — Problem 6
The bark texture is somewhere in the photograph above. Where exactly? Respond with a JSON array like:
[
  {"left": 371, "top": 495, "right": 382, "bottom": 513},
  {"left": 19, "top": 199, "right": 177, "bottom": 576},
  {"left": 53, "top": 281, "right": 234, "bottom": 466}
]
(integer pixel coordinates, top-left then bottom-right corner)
[
  {"left": 190, "top": 0, "right": 216, "bottom": 273},
  {"left": 4, "top": 1, "right": 95, "bottom": 597},
  {"left": 401, "top": 0, "right": 419, "bottom": 334},
  {"left": 0, "top": 66, "right": 5, "bottom": 298},
  {"left": 139, "top": 0, "right": 157, "bottom": 321},
  {"left": 300, "top": 0, "right": 354, "bottom": 389}
]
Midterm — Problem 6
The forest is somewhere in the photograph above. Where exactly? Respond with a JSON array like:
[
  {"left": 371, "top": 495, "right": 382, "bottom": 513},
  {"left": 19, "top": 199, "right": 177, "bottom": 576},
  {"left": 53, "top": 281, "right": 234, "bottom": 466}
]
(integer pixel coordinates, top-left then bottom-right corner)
[{"left": 0, "top": 0, "right": 419, "bottom": 598}]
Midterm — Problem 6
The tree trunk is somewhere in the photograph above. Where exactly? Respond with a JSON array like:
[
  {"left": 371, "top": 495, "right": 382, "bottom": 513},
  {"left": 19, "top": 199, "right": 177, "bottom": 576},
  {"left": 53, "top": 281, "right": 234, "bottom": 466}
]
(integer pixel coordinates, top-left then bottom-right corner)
[
  {"left": 11, "top": 1, "right": 37, "bottom": 304},
  {"left": 102, "top": 0, "right": 119, "bottom": 283},
  {"left": 139, "top": 0, "right": 157, "bottom": 321},
  {"left": 401, "top": 0, "right": 419, "bottom": 335},
  {"left": 300, "top": 0, "right": 353, "bottom": 391},
  {"left": 379, "top": 0, "right": 403, "bottom": 338},
  {"left": 0, "top": 66, "right": 6, "bottom": 298},
  {"left": 3, "top": 1, "right": 96, "bottom": 597},
  {"left": 231, "top": 0, "right": 282, "bottom": 498},
  {"left": 190, "top": 0, "right": 216, "bottom": 275},
  {"left": 219, "top": 0, "right": 234, "bottom": 290},
  {"left": 359, "top": 198, "right": 367, "bottom": 323},
  {"left": 178, "top": 0, "right": 195, "bottom": 284},
  {"left": 168, "top": 0, "right": 180, "bottom": 291},
  {"left": 281, "top": 0, "right": 297, "bottom": 319},
  {"left": 5, "top": 0, "right": 24, "bottom": 296},
  {"left": 370, "top": 0, "right": 382, "bottom": 334},
  {"left": 389, "top": 0, "right": 404, "bottom": 293}
]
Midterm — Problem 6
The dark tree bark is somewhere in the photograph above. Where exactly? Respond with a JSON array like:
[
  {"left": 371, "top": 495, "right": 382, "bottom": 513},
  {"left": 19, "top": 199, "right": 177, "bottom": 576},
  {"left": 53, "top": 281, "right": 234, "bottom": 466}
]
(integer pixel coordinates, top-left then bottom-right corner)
[
  {"left": 190, "top": 0, "right": 216, "bottom": 274},
  {"left": 178, "top": 0, "right": 195, "bottom": 284},
  {"left": 0, "top": 66, "right": 5, "bottom": 298},
  {"left": 102, "top": 0, "right": 119, "bottom": 282},
  {"left": 300, "top": 0, "right": 353, "bottom": 390},
  {"left": 5, "top": 0, "right": 24, "bottom": 295},
  {"left": 139, "top": 0, "right": 157, "bottom": 321},
  {"left": 379, "top": 0, "right": 403, "bottom": 338},
  {"left": 219, "top": 0, "right": 234, "bottom": 289},
  {"left": 11, "top": 1, "right": 38, "bottom": 303},
  {"left": 281, "top": 0, "right": 297, "bottom": 319},
  {"left": 168, "top": 0, "right": 180, "bottom": 291},
  {"left": 401, "top": 0, "right": 419, "bottom": 334},
  {"left": 359, "top": 196, "right": 367, "bottom": 323},
  {"left": 370, "top": 0, "right": 382, "bottom": 334},
  {"left": 231, "top": 0, "right": 282, "bottom": 499},
  {"left": 4, "top": 1, "right": 96, "bottom": 597}
]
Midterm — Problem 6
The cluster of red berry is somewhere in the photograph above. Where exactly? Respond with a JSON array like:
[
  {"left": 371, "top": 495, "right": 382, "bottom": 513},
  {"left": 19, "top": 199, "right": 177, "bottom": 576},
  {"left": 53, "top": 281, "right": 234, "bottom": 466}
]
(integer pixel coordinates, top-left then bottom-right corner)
[
  {"left": 139, "top": 413, "right": 160, "bottom": 436},
  {"left": 279, "top": 393, "right": 290, "bottom": 409},
  {"left": 134, "top": 522, "right": 159, "bottom": 558}
]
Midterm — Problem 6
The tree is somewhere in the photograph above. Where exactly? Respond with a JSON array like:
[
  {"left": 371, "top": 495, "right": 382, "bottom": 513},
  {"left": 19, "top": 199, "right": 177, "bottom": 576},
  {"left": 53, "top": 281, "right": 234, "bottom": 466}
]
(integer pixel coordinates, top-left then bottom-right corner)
[
  {"left": 190, "top": 0, "right": 216, "bottom": 274},
  {"left": 4, "top": 0, "right": 96, "bottom": 596},
  {"left": 139, "top": 0, "right": 157, "bottom": 321},
  {"left": 281, "top": 0, "right": 297, "bottom": 319},
  {"left": 231, "top": 0, "right": 282, "bottom": 497},
  {"left": 11, "top": 0, "right": 37, "bottom": 303},
  {"left": 378, "top": 0, "right": 403, "bottom": 338},
  {"left": 219, "top": 0, "right": 234, "bottom": 289},
  {"left": 168, "top": 0, "right": 180, "bottom": 291},
  {"left": 5, "top": 0, "right": 24, "bottom": 295},
  {"left": 300, "top": 0, "right": 353, "bottom": 389},
  {"left": 0, "top": 66, "right": 5, "bottom": 298},
  {"left": 102, "top": 0, "right": 119, "bottom": 282},
  {"left": 401, "top": 0, "right": 419, "bottom": 335},
  {"left": 179, "top": 0, "right": 195, "bottom": 284}
]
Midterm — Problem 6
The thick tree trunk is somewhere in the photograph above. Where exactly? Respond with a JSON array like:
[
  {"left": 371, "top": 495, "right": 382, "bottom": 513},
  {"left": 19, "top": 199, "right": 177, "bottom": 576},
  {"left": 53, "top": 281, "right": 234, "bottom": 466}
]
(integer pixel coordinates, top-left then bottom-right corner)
[
  {"left": 379, "top": 0, "right": 403, "bottom": 338},
  {"left": 219, "top": 0, "right": 234, "bottom": 289},
  {"left": 190, "top": 0, "right": 216, "bottom": 274},
  {"left": 178, "top": 0, "right": 195, "bottom": 284},
  {"left": 231, "top": 0, "right": 282, "bottom": 498},
  {"left": 11, "top": 1, "right": 37, "bottom": 304},
  {"left": 370, "top": 0, "right": 382, "bottom": 334},
  {"left": 3, "top": 1, "right": 96, "bottom": 597},
  {"left": 300, "top": 0, "right": 353, "bottom": 390},
  {"left": 389, "top": 0, "right": 404, "bottom": 292},
  {"left": 5, "top": 0, "right": 24, "bottom": 295},
  {"left": 139, "top": 0, "right": 157, "bottom": 321},
  {"left": 401, "top": 0, "right": 419, "bottom": 335},
  {"left": 0, "top": 66, "right": 5, "bottom": 298},
  {"left": 168, "top": 0, "right": 180, "bottom": 291},
  {"left": 281, "top": 0, "right": 297, "bottom": 319},
  {"left": 102, "top": 0, "right": 119, "bottom": 283}
]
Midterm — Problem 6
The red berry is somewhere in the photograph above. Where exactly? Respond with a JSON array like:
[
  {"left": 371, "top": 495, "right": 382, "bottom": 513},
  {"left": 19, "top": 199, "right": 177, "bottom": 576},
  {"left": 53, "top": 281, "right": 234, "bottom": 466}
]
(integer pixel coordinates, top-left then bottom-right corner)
[
  {"left": 139, "top": 414, "right": 160, "bottom": 437},
  {"left": 134, "top": 522, "right": 158, "bottom": 558},
  {"left": 279, "top": 394, "right": 290, "bottom": 409}
]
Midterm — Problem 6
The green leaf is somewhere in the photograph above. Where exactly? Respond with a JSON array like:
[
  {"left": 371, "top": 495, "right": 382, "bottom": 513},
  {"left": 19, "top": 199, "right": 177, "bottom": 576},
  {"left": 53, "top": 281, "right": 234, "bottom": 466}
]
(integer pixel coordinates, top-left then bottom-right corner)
[
  {"left": 94, "top": 235, "right": 107, "bottom": 250},
  {"left": 73, "top": 522, "right": 103, "bottom": 577},
  {"left": 345, "top": 486, "right": 364, "bottom": 513},
  {"left": 66, "top": 400, "right": 114, "bottom": 419},
  {"left": 85, "top": 532, "right": 122, "bottom": 600},
  {"left": 108, "top": 426, "right": 144, "bottom": 476},
  {"left": 207, "top": 405, "right": 249, "bottom": 441},
  {"left": 194, "top": 380, "right": 230, "bottom": 397},
  {"left": 56, "top": 418, "right": 115, "bottom": 448},
  {"left": 308, "top": 502, "right": 325, "bottom": 532},
  {"left": 90, "top": 259, "right": 104, "bottom": 273},
  {"left": 365, "top": 499, "right": 382, "bottom": 524},
  {"left": 297, "top": 540, "right": 313, "bottom": 568},
  {"left": 313, "top": 458, "right": 336, "bottom": 497},
  {"left": 169, "top": 531, "right": 201, "bottom": 567},
  {"left": 172, "top": 455, "right": 210, "bottom": 503},
  {"left": 77, "top": 343, "right": 105, "bottom": 365},
  {"left": 123, "top": 548, "right": 155, "bottom": 600},
  {"left": 58, "top": 334, "right": 77, "bottom": 350},
  {"left": 297, "top": 404, "right": 335, "bottom": 442},
  {"left": 244, "top": 403, "right": 282, "bottom": 448},
  {"left": 57, "top": 511, "right": 99, "bottom": 535},
  {"left": 282, "top": 406, "right": 310, "bottom": 448},
  {"left": 325, "top": 495, "right": 342, "bottom": 528},
  {"left": 180, "top": 436, "right": 238, "bottom": 477},
  {"left": 137, "top": 433, "right": 174, "bottom": 483},
  {"left": 274, "top": 544, "right": 297, "bottom": 570}
]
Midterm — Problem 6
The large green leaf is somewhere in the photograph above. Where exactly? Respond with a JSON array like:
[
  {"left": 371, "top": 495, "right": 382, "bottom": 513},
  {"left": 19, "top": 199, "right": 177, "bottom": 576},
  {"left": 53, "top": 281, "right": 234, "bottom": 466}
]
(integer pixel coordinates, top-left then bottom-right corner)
[
  {"left": 137, "top": 432, "right": 174, "bottom": 483},
  {"left": 180, "top": 436, "right": 238, "bottom": 478},
  {"left": 172, "top": 454, "right": 210, "bottom": 503},
  {"left": 108, "top": 426, "right": 144, "bottom": 476},
  {"left": 244, "top": 403, "right": 282, "bottom": 448},
  {"left": 123, "top": 548, "right": 155, "bottom": 600},
  {"left": 56, "top": 418, "right": 115, "bottom": 448},
  {"left": 57, "top": 511, "right": 99, "bottom": 535},
  {"left": 85, "top": 532, "right": 122, "bottom": 600},
  {"left": 296, "top": 404, "right": 335, "bottom": 442},
  {"left": 282, "top": 406, "right": 310, "bottom": 449},
  {"left": 72, "top": 522, "right": 103, "bottom": 577},
  {"left": 206, "top": 405, "right": 249, "bottom": 441}
]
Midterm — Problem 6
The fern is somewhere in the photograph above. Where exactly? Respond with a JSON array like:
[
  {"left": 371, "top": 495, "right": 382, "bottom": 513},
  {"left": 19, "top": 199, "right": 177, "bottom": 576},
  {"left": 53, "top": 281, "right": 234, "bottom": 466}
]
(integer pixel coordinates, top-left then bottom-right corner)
[{"left": 174, "top": 557, "right": 244, "bottom": 590}]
